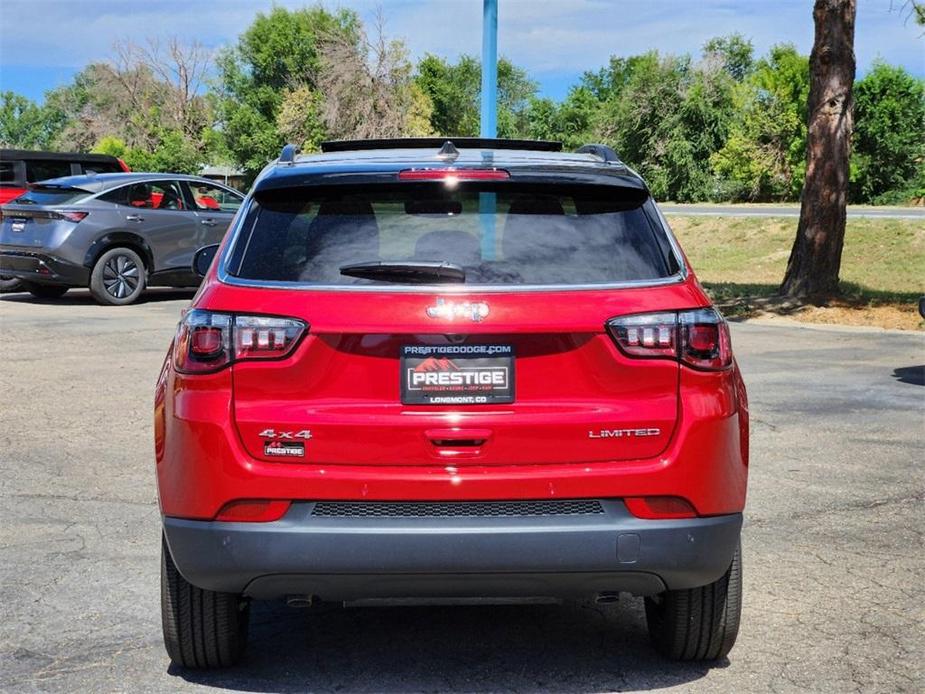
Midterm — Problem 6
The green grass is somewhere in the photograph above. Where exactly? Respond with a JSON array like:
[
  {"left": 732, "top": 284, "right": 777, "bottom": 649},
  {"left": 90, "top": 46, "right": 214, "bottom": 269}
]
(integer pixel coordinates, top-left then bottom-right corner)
[{"left": 667, "top": 215, "right": 925, "bottom": 302}]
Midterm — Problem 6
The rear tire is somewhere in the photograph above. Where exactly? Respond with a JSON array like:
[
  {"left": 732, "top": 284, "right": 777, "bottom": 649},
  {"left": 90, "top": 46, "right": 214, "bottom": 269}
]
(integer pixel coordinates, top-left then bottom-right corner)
[
  {"left": 22, "top": 282, "right": 69, "bottom": 299},
  {"left": 90, "top": 247, "right": 146, "bottom": 305},
  {"left": 644, "top": 541, "right": 742, "bottom": 661},
  {"left": 161, "top": 535, "right": 249, "bottom": 668}
]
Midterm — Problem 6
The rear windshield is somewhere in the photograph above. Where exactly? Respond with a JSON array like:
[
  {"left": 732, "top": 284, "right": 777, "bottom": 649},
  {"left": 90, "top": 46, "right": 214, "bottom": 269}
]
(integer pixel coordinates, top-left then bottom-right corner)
[
  {"left": 226, "top": 183, "right": 679, "bottom": 286},
  {"left": 24, "top": 159, "right": 74, "bottom": 182},
  {"left": 9, "top": 186, "right": 91, "bottom": 206},
  {"left": 0, "top": 161, "right": 18, "bottom": 185}
]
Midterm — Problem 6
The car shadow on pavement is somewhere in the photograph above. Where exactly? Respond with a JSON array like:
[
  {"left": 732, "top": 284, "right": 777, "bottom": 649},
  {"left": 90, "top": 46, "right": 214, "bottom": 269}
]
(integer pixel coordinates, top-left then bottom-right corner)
[
  {"left": 0, "top": 288, "right": 196, "bottom": 305},
  {"left": 170, "top": 599, "right": 720, "bottom": 692},
  {"left": 892, "top": 365, "right": 925, "bottom": 386}
]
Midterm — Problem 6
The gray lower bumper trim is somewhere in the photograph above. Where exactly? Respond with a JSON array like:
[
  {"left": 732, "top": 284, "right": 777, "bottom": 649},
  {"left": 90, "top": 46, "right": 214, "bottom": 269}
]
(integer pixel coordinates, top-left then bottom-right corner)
[
  {"left": 163, "top": 501, "right": 742, "bottom": 600},
  {"left": 0, "top": 251, "right": 89, "bottom": 285}
]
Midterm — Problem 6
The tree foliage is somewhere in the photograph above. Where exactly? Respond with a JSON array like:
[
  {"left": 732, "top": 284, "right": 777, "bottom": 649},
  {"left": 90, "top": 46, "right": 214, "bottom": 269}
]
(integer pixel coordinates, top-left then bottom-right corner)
[
  {"left": 18, "top": 38, "right": 217, "bottom": 172},
  {"left": 315, "top": 15, "right": 434, "bottom": 141},
  {"left": 703, "top": 34, "right": 755, "bottom": 81},
  {"left": 0, "top": 92, "right": 55, "bottom": 149},
  {"left": 414, "top": 54, "right": 536, "bottom": 137},
  {"left": 584, "top": 52, "right": 738, "bottom": 201},
  {"left": 851, "top": 61, "right": 925, "bottom": 203},
  {"left": 710, "top": 45, "right": 810, "bottom": 200},
  {"left": 216, "top": 5, "right": 360, "bottom": 174}
]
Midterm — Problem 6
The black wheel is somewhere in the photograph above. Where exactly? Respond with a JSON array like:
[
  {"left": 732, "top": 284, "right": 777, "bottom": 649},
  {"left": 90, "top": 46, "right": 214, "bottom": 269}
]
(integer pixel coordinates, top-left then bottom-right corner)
[
  {"left": 22, "top": 282, "right": 69, "bottom": 299},
  {"left": 645, "top": 542, "right": 742, "bottom": 661},
  {"left": 0, "top": 276, "right": 23, "bottom": 293},
  {"left": 161, "top": 535, "right": 249, "bottom": 668},
  {"left": 90, "top": 247, "right": 146, "bottom": 305}
]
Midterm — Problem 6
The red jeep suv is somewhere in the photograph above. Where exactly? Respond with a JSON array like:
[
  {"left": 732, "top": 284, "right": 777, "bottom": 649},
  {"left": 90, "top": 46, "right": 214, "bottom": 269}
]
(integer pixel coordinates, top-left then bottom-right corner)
[{"left": 155, "top": 138, "right": 748, "bottom": 668}]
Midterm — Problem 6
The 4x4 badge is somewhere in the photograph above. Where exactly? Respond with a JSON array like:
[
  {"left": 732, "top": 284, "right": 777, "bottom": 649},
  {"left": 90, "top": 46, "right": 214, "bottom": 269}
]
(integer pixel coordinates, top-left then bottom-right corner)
[
  {"left": 426, "top": 298, "right": 489, "bottom": 322},
  {"left": 258, "top": 429, "right": 312, "bottom": 440}
]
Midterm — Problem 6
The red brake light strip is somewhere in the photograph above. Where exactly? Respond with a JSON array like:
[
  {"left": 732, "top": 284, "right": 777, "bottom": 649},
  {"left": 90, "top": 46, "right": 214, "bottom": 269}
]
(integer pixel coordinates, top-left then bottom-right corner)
[{"left": 398, "top": 168, "right": 510, "bottom": 181}]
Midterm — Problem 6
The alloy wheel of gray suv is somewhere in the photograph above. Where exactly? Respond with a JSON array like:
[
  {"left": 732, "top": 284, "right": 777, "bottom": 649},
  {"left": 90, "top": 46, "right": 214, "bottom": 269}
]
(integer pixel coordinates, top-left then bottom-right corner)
[{"left": 90, "top": 247, "right": 146, "bottom": 305}]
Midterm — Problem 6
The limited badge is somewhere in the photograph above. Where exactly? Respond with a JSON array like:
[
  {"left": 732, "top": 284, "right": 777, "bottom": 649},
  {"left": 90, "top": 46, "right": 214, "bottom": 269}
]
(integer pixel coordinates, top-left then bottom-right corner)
[{"left": 264, "top": 440, "right": 305, "bottom": 458}]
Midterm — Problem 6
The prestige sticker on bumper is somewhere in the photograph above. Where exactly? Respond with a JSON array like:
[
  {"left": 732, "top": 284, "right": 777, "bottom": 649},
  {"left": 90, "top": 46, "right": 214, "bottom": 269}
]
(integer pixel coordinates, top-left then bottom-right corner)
[
  {"left": 264, "top": 440, "right": 305, "bottom": 458},
  {"left": 400, "top": 344, "right": 514, "bottom": 405}
]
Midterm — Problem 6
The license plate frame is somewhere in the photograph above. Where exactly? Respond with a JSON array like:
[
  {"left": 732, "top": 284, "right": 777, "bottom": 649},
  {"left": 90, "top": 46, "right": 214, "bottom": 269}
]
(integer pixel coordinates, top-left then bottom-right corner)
[{"left": 400, "top": 344, "right": 515, "bottom": 405}]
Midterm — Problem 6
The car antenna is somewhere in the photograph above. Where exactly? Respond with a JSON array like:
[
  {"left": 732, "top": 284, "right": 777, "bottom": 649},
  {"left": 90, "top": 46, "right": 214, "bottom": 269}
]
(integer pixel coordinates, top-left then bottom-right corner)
[
  {"left": 279, "top": 143, "right": 301, "bottom": 166},
  {"left": 437, "top": 140, "right": 460, "bottom": 163}
]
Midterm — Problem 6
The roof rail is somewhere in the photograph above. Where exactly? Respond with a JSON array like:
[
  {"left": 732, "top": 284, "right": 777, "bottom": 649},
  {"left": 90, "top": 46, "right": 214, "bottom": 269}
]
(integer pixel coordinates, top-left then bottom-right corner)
[
  {"left": 576, "top": 143, "right": 621, "bottom": 163},
  {"left": 279, "top": 143, "right": 301, "bottom": 164},
  {"left": 320, "top": 138, "right": 563, "bottom": 153}
]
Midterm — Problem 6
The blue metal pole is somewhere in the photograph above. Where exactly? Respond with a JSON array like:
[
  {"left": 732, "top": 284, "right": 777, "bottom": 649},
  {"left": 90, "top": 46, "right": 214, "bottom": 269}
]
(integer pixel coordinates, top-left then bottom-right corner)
[
  {"left": 480, "top": 0, "right": 498, "bottom": 138},
  {"left": 480, "top": 0, "right": 498, "bottom": 260}
]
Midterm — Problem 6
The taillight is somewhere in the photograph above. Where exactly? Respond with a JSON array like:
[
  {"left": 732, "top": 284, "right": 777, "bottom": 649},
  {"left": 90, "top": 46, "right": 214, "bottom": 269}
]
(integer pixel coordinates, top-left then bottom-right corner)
[
  {"left": 398, "top": 168, "right": 510, "bottom": 181},
  {"left": 174, "top": 309, "right": 307, "bottom": 374},
  {"left": 233, "top": 315, "right": 306, "bottom": 360},
  {"left": 607, "top": 308, "right": 732, "bottom": 371},
  {"left": 606, "top": 311, "right": 677, "bottom": 359},
  {"left": 56, "top": 211, "right": 88, "bottom": 223}
]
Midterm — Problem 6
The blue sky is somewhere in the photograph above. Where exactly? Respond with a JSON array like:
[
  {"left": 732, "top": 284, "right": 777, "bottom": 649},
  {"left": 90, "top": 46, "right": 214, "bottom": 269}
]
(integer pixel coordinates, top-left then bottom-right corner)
[{"left": 1, "top": 0, "right": 922, "bottom": 103}]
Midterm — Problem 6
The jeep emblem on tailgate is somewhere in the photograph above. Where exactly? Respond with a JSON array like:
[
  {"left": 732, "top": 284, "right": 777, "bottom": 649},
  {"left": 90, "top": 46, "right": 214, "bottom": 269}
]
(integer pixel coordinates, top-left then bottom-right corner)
[{"left": 426, "top": 298, "right": 490, "bottom": 322}]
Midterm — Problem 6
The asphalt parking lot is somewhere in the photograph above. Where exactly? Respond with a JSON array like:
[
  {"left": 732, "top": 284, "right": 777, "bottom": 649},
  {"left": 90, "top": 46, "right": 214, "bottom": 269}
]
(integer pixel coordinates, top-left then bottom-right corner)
[{"left": 1, "top": 289, "right": 922, "bottom": 693}]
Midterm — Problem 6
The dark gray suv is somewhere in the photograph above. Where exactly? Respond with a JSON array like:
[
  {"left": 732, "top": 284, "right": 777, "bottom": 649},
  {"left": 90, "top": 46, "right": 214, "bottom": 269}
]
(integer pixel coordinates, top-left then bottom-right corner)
[{"left": 0, "top": 173, "right": 244, "bottom": 304}]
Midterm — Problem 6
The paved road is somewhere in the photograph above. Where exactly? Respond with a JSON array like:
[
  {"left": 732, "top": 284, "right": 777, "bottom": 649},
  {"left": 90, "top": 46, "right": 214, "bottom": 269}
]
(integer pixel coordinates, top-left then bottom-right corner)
[
  {"left": 660, "top": 203, "right": 925, "bottom": 219},
  {"left": 1, "top": 289, "right": 923, "bottom": 693}
]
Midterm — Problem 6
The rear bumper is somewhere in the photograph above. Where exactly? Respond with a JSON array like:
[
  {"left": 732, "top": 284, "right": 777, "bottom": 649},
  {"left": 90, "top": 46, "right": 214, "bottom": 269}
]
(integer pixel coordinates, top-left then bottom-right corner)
[
  {"left": 163, "top": 501, "right": 742, "bottom": 600},
  {"left": 0, "top": 250, "right": 88, "bottom": 285}
]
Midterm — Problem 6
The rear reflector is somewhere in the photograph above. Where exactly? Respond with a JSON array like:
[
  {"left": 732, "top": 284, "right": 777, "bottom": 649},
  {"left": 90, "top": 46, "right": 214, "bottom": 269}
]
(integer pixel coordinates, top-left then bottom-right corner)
[
  {"left": 215, "top": 500, "right": 291, "bottom": 522},
  {"left": 624, "top": 496, "right": 697, "bottom": 519},
  {"left": 190, "top": 326, "right": 224, "bottom": 357},
  {"left": 398, "top": 168, "right": 510, "bottom": 182}
]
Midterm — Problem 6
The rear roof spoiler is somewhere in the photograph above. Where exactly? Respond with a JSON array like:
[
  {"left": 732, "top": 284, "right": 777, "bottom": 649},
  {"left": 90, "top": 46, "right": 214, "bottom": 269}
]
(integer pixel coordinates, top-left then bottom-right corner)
[
  {"left": 0, "top": 149, "right": 122, "bottom": 164},
  {"left": 26, "top": 182, "right": 96, "bottom": 193},
  {"left": 319, "top": 138, "right": 563, "bottom": 154},
  {"left": 277, "top": 140, "right": 625, "bottom": 165}
]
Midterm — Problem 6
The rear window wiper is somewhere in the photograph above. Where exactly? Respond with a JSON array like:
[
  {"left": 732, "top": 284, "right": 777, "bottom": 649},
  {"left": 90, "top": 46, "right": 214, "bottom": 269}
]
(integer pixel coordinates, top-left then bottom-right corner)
[{"left": 339, "top": 261, "right": 465, "bottom": 284}]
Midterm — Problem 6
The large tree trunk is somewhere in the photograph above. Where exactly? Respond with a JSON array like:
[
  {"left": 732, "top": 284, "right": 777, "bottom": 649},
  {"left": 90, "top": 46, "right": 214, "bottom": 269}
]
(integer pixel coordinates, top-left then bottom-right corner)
[{"left": 779, "top": 0, "right": 856, "bottom": 300}]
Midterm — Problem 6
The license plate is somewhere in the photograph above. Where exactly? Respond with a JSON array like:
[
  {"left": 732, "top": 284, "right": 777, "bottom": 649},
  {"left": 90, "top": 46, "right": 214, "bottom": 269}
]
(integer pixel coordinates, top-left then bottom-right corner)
[{"left": 401, "top": 344, "right": 514, "bottom": 405}]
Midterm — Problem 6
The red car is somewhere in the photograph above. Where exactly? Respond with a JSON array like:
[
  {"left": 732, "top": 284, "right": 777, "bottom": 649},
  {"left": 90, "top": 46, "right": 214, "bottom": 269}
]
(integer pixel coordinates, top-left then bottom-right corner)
[{"left": 156, "top": 138, "right": 748, "bottom": 668}]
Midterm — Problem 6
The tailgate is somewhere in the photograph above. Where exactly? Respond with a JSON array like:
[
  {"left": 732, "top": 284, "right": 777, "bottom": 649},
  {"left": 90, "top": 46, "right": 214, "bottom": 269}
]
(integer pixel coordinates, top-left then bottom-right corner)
[{"left": 230, "top": 290, "right": 684, "bottom": 467}]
